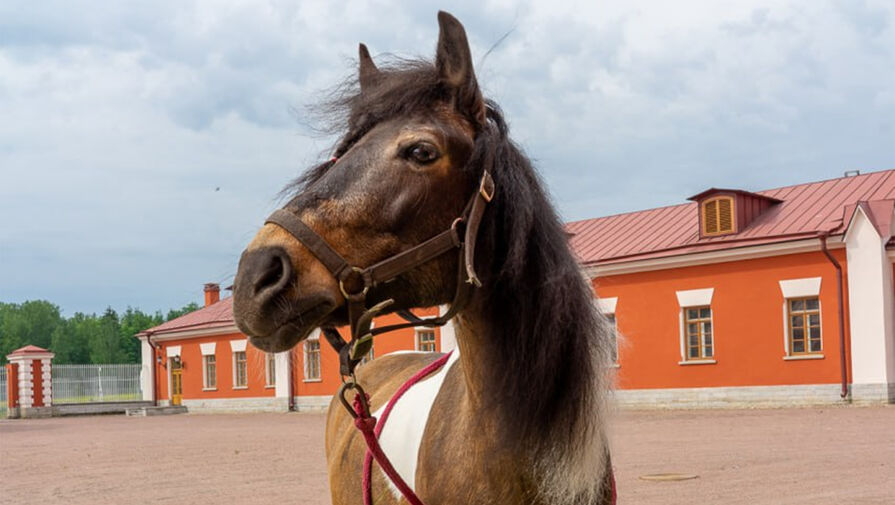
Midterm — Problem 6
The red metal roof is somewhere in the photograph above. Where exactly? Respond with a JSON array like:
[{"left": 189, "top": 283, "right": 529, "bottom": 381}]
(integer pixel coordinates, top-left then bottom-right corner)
[
  {"left": 8, "top": 345, "right": 51, "bottom": 355},
  {"left": 138, "top": 297, "right": 235, "bottom": 336},
  {"left": 567, "top": 169, "right": 895, "bottom": 266}
]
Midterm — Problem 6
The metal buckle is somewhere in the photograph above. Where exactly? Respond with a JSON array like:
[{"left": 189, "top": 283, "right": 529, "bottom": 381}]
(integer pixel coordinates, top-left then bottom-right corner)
[
  {"left": 479, "top": 172, "right": 494, "bottom": 202},
  {"left": 339, "top": 266, "right": 370, "bottom": 300},
  {"left": 337, "top": 381, "right": 370, "bottom": 419}
]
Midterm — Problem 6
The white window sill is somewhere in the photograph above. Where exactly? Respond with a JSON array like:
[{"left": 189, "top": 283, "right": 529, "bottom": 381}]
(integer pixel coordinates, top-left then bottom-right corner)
[
  {"left": 202, "top": 388, "right": 217, "bottom": 392},
  {"left": 264, "top": 385, "right": 275, "bottom": 389},
  {"left": 232, "top": 386, "right": 248, "bottom": 390},
  {"left": 303, "top": 378, "right": 322, "bottom": 383},
  {"left": 611, "top": 363, "right": 620, "bottom": 368},
  {"left": 678, "top": 359, "right": 717, "bottom": 366},
  {"left": 784, "top": 354, "right": 824, "bottom": 361}
]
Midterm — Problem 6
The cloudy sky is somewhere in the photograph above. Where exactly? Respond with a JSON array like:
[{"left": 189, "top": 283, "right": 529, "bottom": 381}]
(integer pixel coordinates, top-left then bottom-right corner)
[{"left": 1, "top": 0, "right": 893, "bottom": 316}]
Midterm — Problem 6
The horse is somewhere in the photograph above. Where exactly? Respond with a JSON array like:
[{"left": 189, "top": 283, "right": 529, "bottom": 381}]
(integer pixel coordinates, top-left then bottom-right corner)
[{"left": 232, "top": 11, "right": 615, "bottom": 505}]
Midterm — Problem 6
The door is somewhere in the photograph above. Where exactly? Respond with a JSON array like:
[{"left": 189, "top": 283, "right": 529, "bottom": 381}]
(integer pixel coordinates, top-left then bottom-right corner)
[{"left": 171, "top": 360, "right": 183, "bottom": 406}]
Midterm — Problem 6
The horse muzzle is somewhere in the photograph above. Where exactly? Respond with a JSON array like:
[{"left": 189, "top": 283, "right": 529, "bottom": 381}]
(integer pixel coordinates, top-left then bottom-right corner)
[{"left": 232, "top": 246, "right": 338, "bottom": 352}]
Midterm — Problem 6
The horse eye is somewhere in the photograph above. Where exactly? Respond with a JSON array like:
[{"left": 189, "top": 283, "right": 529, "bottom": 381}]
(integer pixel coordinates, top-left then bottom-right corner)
[{"left": 406, "top": 143, "right": 440, "bottom": 164}]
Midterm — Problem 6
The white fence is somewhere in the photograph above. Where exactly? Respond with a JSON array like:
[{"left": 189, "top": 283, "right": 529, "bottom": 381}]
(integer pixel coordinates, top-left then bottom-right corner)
[{"left": 52, "top": 364, "right": 142, "bottom": 404}]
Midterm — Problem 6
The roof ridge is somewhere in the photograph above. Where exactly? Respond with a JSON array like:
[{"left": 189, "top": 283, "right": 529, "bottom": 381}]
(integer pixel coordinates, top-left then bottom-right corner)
[{"left": 566, "top": 168, "right": 895, "bottom": 228}]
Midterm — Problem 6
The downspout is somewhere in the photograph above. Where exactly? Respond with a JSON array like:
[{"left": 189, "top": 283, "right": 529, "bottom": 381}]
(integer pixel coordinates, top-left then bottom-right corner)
[
  {"left": 146, "top": 333, "right": 159, "bottom": 406},
  {"left": 287, "top": 348, "right": 295, "bottom": 412},
  {"left": 819, "top": 233, "right": 849, "bottom": 399}
]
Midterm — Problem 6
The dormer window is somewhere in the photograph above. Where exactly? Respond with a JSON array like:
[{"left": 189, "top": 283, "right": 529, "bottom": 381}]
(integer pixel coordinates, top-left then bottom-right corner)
[
  {"left": 702, "top": 196, "right": 735, "bottom": 236},
  {"left": 688, "top": 187, "right": 782, "bottom": 240}
]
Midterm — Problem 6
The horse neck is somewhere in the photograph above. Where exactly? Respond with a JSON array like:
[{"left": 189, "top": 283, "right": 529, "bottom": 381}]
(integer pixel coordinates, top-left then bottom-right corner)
[{"left": 448, "top": 288, "right": 612, "bottom": 505}]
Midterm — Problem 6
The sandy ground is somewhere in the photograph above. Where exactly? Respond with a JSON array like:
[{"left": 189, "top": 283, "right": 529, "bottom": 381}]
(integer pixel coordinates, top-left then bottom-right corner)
[{"left": 1, "top": 406, "right": 893, "bottom": 504}]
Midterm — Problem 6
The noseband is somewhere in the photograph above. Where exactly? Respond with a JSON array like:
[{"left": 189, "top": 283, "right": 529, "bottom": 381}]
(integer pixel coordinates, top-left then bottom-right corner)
[{"left": 264, "top": 165, "right": 495, "bottom": 378}]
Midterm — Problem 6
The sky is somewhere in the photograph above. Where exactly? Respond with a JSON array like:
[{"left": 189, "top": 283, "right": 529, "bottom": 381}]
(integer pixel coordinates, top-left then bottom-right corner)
[{"left": 1, "top": 0, "right": 893, "bottom": 316}]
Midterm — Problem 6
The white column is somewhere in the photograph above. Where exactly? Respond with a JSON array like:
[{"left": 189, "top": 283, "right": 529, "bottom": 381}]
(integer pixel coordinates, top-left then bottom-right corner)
[
  {"left": 41, "top": 359, "right": 52, "bottom": 406},
  {"left": 845, "top": 208, "right": 895, "bottom": 401},
  {"left": 274, "top": 351, "right": 291, "bottom": 399},
  {"left": 139, "top": 338, "right": 154, "bottom": 402},
  {"left": 438, "top": 305, "right": 457, "bottom": 352},
  {"left": 17, "top": 358, "right": 33, "bottom": 408}
]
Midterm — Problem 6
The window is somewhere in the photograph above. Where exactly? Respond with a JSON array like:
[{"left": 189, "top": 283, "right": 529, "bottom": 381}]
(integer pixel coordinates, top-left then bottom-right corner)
[
  {"left": 684, "top": 306, "right": 713, "bottom": 360},
  {"left": 304, "top": 339, "right": 321, "bottom": 381},
  {"left": 788, "top": 297, "right": 821, "bottom": 354},
  {"left": 417, "top": 330, "right": 436, "bottom": 352},
  {"left": 233, "top": 351, "right": 247, "bottom": 388},
  {"left": 702, "top": 197, "right": 735, "bottom": 236},
  {"left": 202, "top": 354, "right": 217, "bottom": 389},
  {"left": 605, "top": 314, "right": 619, "bottom": 364},
  {"left": 265, "top": 353, "right": 276, "bottom": 387}
]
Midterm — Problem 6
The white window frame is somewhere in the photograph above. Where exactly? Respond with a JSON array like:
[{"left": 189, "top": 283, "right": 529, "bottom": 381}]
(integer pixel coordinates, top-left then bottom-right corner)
[
  {"left": 304, "top": 337, "right": 322, "bottom": 382},
  {"left": 676, "top": 288, "right": 717, "bottom": 365},
  {"left": 415, "top": 329, "right": 437, "bottom": 352},
  {"left": 778, "top": 278, "right": 824, "bottom": 360},
  {"left": 200, "top": 343, "right": 216, "bottom": 391},
  {"left": 265, "top": 353, "right": 276, "bottom": 388},
  {"left": 202, "top": 354, "right": 217, "bottom": 390},
  {"left": 232, "top": 351, "right": 248, "bottom": 389}
]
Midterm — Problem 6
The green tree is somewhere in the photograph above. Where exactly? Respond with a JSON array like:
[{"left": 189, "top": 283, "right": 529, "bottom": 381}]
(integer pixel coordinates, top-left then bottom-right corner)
[
  {"left": 88, "top": 307, "right": 124, "bottom": 364},
  {"left": 166, "top": 302, "right": 200, "bottom": 321},
  {"left": 0, "top": 300, "right": 63, "bottom": 364},
  {"left": 50, "top": 313, "right": 93, "bottom": 364},
  {"left": 119, "top": 307, "right": 163, "bottom": 363}
]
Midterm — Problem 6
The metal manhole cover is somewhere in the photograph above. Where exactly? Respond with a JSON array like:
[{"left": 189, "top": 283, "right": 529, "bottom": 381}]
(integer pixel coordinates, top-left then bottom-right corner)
[{"left": 639, "top": 473, "right": 699, "bottom": 482}]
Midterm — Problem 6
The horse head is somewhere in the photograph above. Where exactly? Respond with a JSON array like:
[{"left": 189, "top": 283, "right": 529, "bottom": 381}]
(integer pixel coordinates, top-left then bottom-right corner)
[{"left": 233, "top": 12, "right": 486, "bottom": 353}]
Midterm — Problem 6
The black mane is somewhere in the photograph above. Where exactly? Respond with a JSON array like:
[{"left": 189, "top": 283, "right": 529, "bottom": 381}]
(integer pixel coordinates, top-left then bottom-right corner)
[{"left": 473, "top": 106, "right": 609, "bottom": 451}]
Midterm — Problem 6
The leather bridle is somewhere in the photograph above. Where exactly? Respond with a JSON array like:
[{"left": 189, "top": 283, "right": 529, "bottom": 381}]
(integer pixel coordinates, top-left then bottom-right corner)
[{"left": 264, "top": 163, "right": 495, "bottom": 379}]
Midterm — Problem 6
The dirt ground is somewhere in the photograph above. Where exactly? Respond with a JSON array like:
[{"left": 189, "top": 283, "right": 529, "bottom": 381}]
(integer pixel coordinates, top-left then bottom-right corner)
[{"left": 1, "top": 406, "right": 893, "bottom": 504}]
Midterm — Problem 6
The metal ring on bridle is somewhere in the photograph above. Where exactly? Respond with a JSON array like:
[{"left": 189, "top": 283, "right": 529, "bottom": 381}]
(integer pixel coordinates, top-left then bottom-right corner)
[{"left": 339, "top": 266, "right": 370, "bottom": 300}]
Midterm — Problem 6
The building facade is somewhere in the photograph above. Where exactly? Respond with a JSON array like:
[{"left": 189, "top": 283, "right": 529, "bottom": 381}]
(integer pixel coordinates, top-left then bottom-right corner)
[
  {"left": 136, "top": 285, "right": 452, "bottom": 412},
  {"left": 138, "top": 170, "right": 895, "bottom": 410},
  {"left": 570, "top": 169, "right": 894, "bottom": 406}
]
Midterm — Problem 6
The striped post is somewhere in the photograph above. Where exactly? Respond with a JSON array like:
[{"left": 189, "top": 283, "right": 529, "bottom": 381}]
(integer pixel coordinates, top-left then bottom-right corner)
[{"left": 6, "top": 345, "right": 55, "bottom": 418}]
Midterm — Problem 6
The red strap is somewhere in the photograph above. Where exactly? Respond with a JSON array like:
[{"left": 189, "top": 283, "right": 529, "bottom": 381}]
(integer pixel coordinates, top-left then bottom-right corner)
[{"left": 357, "top": 352, "right": 453, "bottom": 505}]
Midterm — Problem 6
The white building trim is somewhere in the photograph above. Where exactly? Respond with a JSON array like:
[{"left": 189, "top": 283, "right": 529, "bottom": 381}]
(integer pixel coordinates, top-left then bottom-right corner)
[
  {"left": 166, "top": 346, "right": 182, "bottom": 358},
  {"left": 844, "top": 205, "right": 895, "bottom": 397},
  {"left": 199, "top": 342, "right": 217, "bottom": 355},
  {"left": 438, "top": 305, "right": 457, "bottom": 352},
  {"left": 141, "top": 325, "right": 241, "bottom": 342},
  {"left": 778, "top": 277, "right": 822, "bottom": 298},
  {"left": 140, "top": 339, "right": 154, "bottom": 402},
  {"left": 675, "top": 288, "right": 714, "bottom": 307},
  {"left": 584, "top": 237, "right": 845, "bottom": 277},
  {"left": 274, "top": 351, "right": 291, "bottom": 399},
  {"left": 597, "top": 297, "right": 618, "bottom": 314},
  {"left": 229, "top": 339, "right": 247, "bottom": 353}
]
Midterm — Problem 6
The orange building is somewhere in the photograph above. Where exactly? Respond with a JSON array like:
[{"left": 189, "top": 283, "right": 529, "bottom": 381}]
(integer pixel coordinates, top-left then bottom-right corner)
[
  {"left": 570, "top": 169, "right": 894, "bottom": 406},
  {"left": 136, "top": 285, "right": 448, "bottom": 412},
  {"left": 137, "top": 169, "right": 894, "bottom": 410}
]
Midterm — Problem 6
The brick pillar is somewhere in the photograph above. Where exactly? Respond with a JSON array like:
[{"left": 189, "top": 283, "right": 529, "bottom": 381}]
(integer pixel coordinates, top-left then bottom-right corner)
[
  {"left": 5, "top": 363, "right": 18, "bottom": 417},
  {"left": 6, "top": 345, "right": 55, "bottom": 418}
]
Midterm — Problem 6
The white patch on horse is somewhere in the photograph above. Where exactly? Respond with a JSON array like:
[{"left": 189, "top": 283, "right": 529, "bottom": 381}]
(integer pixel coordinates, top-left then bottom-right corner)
[{"left": 372, "top": 349, "right": 461, "bottom": 498}]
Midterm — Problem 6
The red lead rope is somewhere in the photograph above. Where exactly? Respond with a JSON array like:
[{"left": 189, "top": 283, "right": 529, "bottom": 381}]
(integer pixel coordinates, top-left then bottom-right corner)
[
  {"left": 354, "top": 352, "right": 453, "bottom": 505},
  {"left": 350, "top": 350, "right": 616, "bottom": 505}
]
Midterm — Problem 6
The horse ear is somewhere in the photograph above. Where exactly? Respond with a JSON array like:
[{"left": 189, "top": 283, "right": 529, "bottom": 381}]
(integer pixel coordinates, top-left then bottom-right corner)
[
  {"left": 358, "top": 43, "right": 379, "bottom": 91},
  {"left": 435, "top": 11, "right": 485, "bottom": 125}
]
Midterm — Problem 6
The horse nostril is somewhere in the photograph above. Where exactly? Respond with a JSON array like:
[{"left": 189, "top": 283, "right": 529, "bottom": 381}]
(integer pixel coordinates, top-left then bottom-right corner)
[
  {"left": 255, "top": 253, "right": 286, "bottom": 294},
  {"left": 237, "top": 247, "right": 294, "bottom": 302}
]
